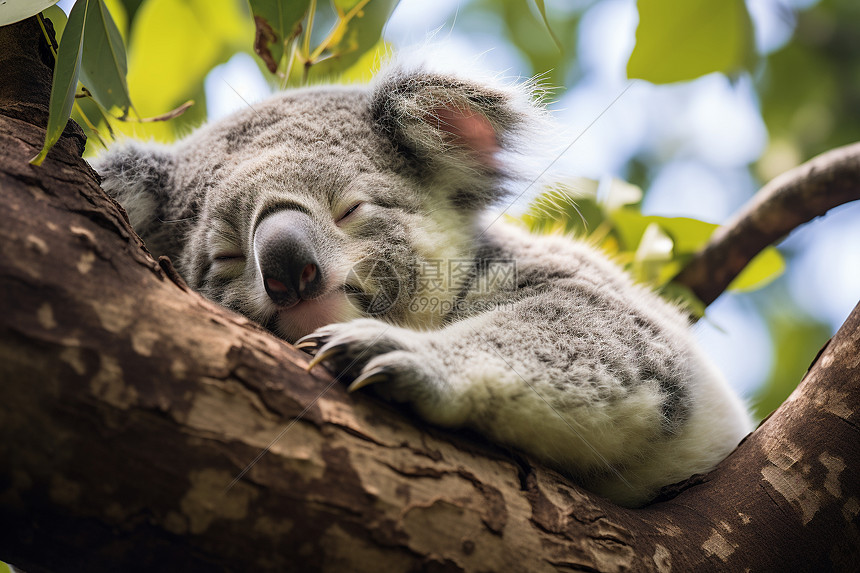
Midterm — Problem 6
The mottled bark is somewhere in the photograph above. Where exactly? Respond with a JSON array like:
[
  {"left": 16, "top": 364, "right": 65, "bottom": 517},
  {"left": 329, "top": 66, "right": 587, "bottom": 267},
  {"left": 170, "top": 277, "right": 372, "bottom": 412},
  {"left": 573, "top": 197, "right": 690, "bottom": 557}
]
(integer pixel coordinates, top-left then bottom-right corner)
[
  {"left": 674, "top": 141, "right": 860, "bottom": 306},
  {"left": 1, "top": 16, "right": 858, "bottom": 573}
]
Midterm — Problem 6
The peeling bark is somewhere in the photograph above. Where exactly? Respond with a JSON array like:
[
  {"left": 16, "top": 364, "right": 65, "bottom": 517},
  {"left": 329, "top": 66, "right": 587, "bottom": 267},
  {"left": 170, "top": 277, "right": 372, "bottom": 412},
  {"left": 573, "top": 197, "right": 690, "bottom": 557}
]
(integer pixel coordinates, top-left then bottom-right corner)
[{"left": 1, "top": 16, "right": 859, "bottom": 573}]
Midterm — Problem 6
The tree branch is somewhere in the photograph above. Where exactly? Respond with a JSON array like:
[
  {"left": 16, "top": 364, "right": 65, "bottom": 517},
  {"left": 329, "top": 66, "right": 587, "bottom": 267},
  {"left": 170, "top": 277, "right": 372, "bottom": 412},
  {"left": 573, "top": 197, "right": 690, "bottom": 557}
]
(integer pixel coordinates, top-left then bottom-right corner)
[{"left": 675, "top": 142, "right": 860, "bottom": 305}]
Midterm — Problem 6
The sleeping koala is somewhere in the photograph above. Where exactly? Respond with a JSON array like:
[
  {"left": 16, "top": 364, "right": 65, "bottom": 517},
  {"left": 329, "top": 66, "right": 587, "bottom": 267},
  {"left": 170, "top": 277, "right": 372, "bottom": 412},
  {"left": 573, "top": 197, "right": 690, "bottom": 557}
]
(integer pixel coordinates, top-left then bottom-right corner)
[{"left": 93, "top": 64, "right": 752, "bottom": 507}]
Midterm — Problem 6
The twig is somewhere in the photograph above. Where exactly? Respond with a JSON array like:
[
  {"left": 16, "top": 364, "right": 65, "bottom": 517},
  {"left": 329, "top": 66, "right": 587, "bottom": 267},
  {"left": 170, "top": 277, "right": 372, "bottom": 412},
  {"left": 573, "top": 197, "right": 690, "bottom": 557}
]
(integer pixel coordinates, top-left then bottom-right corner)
[{"left": 674, "top": 141, "right": 860, "bottom": 306}]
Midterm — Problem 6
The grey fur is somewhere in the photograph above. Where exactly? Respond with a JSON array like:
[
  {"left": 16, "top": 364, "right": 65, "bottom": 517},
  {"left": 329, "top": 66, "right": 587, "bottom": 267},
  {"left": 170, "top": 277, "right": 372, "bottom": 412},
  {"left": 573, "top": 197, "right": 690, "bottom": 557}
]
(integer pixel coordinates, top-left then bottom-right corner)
[{"left": 93, "top": 64, "right": 752, "bottom": 507}]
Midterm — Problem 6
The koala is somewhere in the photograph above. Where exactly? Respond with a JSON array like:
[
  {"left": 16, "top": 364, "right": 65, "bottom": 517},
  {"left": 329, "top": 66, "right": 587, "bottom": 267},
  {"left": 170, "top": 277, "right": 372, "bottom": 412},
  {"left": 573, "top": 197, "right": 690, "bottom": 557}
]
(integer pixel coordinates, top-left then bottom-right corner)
[{"left": 93, "top": 63, "right": 753, "bottom": 507}]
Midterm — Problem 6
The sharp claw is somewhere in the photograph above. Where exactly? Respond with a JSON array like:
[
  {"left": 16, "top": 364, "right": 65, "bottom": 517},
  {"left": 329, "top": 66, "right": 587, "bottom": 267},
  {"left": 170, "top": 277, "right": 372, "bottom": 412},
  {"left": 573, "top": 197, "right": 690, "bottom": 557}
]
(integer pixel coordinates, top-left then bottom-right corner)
[
  {"left": 294, "top": 338, "right": 320, "bottom": 351},
  {"left": 305, "top": 344, "right": 342, "bottom": 372},
  {"left": 347, "top": 368, "right": 390, "bottom": 392},
  {"left": 295, "top": 334, "right": 323, "bottom": 349}
]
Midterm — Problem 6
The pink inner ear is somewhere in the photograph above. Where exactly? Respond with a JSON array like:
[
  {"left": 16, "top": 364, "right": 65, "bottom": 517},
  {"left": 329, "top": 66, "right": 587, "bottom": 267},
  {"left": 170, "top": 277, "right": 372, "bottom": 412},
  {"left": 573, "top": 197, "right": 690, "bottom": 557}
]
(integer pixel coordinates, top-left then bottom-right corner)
[{"left": 431, "top": 106, "right": 501, "bottom": 168}]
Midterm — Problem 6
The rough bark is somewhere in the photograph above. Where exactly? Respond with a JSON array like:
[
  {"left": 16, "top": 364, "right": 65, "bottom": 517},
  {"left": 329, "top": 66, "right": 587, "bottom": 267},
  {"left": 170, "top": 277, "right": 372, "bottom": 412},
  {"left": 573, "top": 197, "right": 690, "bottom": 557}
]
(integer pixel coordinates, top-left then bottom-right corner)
[{"left": 1, "top": 16, "right": 859, "bottom": 573}]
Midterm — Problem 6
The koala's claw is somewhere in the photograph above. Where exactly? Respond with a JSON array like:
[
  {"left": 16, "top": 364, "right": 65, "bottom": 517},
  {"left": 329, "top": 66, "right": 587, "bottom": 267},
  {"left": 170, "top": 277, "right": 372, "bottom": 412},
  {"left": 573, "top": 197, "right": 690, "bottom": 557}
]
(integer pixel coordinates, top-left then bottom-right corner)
[
  {"left": 294, "top": 319, "right": 447, "bottom": 410},
  {"left": 304, "top": 342, "right": 344, "bottom": 372},
  {"left": 347, "top": 367, "right": 391, "bottom": 392},
  {"left": 294, "top": 335, "right": 322, "bottom": 351}
]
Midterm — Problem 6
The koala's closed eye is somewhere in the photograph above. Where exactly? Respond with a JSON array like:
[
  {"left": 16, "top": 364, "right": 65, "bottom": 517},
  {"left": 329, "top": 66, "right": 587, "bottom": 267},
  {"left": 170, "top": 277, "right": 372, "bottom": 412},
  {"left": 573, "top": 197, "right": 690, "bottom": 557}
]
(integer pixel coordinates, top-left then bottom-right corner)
[
  {"left": 213, "top": 253, "right": 245, "bottom": 262},
  {"left": 208, "top": 225, "right": 245, "bottom": 266},
  {"left": 336, "top": 202, "right": 364, "bottom": 224}
]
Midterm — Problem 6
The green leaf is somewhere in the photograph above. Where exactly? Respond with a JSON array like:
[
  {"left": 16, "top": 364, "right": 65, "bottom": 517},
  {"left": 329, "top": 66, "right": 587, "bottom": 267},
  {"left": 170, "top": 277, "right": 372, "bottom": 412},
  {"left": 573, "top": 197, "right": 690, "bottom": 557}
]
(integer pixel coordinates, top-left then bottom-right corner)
[
  {"left": 116, "top": 0, "right": 252, "bottom": 141},
  {"left": 249, "top": 0, "right": 310, "bottom": 73},
  {"left": 103, "top": 0, "right": 129, "bottom": 42},
  {"left": 611, "top": 210, "right": 716, "bottom": 254},
  {"left": 79, "top": 0, "right": 133, "bottom": 118},
  {"left": 728, "top": 247, "right": 786, "bottom": 292},
  {"left": 337, "top": 38, "right": 389, "bottom": 83},
  {"left": 611, "top": 210, "right": 785, "bottom": 291},
  {"left": 601, "top": 177, "right": 643, "bottom": 212},
  {"left": 42, "top": 4, "right": 67, "bottom": 42},
  {"left": 532, "top": 0, "right": 563, "bottom": 54},
  {"left": 628, "top": 0, "right": 756, "bottom": 84},
  {"left": 0, "top": 0, "right": 60, "bottom": 26},
  {"left": 308, "top": 0, "right": 399, "bottom": 81},
  {"left": 633, "top": 222, "right": 674, "bottom": 284},
  {"left": 31, "top": 0, "right": 88, "bottom": 165}
]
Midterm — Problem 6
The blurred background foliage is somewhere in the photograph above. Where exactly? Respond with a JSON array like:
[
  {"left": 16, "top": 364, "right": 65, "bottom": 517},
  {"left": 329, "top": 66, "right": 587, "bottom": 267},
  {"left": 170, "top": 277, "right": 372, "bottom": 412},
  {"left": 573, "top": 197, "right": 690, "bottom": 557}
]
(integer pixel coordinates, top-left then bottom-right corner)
[{"left": 47, "top": 0, "right": 860, "bottom": 421}]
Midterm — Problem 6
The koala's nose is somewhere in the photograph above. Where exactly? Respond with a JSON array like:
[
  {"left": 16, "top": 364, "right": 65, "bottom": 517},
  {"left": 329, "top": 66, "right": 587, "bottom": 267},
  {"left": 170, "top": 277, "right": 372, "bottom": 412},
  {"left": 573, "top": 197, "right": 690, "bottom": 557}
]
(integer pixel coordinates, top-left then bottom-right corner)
[{"left": 253, "top": 210, "right": 325, "bottom": 307}]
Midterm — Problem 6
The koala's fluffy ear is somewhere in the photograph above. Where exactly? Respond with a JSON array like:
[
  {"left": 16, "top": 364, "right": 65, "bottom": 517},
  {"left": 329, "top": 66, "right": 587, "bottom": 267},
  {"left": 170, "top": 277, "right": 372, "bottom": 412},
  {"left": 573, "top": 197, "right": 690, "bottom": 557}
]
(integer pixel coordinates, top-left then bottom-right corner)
[
  {"left": 370, "top": 65, "right": 545, "bottom": 207},
  {"left": 91, "top": 140, "right": 184, "bottom": 260}
]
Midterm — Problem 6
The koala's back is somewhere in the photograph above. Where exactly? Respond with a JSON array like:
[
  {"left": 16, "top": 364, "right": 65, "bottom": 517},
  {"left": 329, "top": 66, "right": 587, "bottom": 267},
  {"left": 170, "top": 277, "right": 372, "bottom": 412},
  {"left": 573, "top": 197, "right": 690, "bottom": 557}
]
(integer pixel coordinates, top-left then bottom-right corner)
[{"left": 462, "top": 224, "right": 749, "bottom": 502}]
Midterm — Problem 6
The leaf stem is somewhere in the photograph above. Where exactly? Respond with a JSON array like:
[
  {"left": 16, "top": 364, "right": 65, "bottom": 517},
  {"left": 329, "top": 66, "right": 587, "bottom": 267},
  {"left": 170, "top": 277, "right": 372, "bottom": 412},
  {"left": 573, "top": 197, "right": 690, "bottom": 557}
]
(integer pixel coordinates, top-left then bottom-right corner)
[{"left": 309, "top": 0, "right": 372, "bottom": 62}]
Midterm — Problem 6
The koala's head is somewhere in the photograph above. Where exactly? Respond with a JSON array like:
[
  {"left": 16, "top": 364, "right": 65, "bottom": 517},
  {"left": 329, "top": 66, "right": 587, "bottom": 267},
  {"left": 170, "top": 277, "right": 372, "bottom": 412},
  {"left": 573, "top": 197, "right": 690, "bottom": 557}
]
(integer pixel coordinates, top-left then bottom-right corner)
[{"left": 94, "top": 65, "right": 543, "bottom": 342}]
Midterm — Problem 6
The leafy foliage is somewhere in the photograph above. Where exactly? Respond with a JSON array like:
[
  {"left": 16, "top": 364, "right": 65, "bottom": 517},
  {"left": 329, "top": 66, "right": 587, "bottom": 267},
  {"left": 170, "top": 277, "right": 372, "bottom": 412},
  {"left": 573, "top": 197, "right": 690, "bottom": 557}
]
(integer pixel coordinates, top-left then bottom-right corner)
[
  {"left": 34, "top": 0, "right": 398, "bottom": 156},
  {"left": 519, "top": 179, "right": 784, "bottom": 316},
  {"left": 249, "top": 0, "right": 310, "bottom": 74},
  {"left": 32, "top": 0, "right": 89, "bottom": 165},
  {"left": 628, "top": 0, "right": 756, "bottom": 83},
  {"left": 756, "top": 0, "right": 860, "bottom": 180}
]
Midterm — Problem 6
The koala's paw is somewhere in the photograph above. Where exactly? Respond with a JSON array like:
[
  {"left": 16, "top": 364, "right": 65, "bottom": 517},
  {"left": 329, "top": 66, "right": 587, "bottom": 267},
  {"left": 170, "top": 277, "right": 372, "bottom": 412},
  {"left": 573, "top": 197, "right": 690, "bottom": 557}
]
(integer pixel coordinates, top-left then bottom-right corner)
[{"left": 296, "top": 319, "right": 448, "bottom": 407}]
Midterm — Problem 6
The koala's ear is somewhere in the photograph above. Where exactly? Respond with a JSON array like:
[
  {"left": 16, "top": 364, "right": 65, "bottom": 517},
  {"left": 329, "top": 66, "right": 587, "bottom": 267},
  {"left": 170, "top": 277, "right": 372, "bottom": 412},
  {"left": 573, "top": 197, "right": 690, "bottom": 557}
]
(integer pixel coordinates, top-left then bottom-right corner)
[
  {"left": 91, "top": 140, "right": 183, "bottom": 259},
  {"left": 370, "top": 65, "right": 544, "bottom": 206}
]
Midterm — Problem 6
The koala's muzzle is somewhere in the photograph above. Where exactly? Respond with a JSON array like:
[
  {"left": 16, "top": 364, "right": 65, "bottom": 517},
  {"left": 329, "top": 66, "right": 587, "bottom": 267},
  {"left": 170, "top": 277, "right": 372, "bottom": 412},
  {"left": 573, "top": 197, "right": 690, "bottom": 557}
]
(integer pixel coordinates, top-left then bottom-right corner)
[{"left": 253, "top": 210, "right": 325, "bottom": 307}]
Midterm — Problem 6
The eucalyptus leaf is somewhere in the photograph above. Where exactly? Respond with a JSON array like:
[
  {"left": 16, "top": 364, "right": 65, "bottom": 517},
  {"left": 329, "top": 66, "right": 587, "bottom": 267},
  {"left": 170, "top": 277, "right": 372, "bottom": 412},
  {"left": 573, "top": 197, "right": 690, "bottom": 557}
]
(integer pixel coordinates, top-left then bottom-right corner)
[
  {"left": 42, "top": 5, "right": 67, "bottom": 42},
  {"left": 0, "top": 0, "right": 59, "bottom": 26},
  {"left": 103, "top": 0, "right": 128, "bottom": 41},
  {"left": 611, "top": 210, "right": 716, "bottom": 254},
  {"left": 249, "top": 0, "right": 310, "bottom": 73},
  {"left": 628, "top": 0, "right": 756, "bottom": 84},
  {"left": 117, "top": 0, "right": 251, "bottom": 141},
  {"left": 532, "top": 0, "right": 563, "bottom": 53},
  {"left": 633, "top": 222, "right": 674, "bottom": 284},
  {"left": 728, "top": 247, "right": 786, "bottom": 292},
  {"left": 635, "top": 223, "right": 674, "bottom": 263},
  {"left": 79, "top": 0, "right": 133, "bottom": 118},
  {"left": 31, "top": 0, "right": 88, "bottom": 165},
  {"left": 309, "top": 0, "right": 399, "bottom": 80},
  {"left": 609, "top": 210, "right": 785, "bottom": 292},
  {"left": 601, "top": 178, "right": 643, "bottom": 212},
  {"left": 462, "top": 0, "right": 579, "bottom": 87}
]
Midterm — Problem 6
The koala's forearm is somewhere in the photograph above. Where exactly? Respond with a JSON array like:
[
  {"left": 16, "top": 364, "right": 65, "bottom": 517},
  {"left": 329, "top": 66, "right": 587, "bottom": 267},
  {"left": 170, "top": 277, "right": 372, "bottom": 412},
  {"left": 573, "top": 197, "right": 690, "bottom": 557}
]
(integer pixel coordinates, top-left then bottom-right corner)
[{"left": 410, "top": 288, "right": 749, "bottom": 506}]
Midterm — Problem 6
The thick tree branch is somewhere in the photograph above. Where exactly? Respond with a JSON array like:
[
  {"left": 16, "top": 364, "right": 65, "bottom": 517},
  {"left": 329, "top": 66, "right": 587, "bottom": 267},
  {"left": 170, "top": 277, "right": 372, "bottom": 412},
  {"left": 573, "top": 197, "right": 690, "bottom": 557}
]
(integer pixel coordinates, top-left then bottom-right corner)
[
  {"left": 0, "top": 17, "right": 54, "bottom": 110},
  {"left": 675, "top": 142, "right": 860, "bottom": 305}
]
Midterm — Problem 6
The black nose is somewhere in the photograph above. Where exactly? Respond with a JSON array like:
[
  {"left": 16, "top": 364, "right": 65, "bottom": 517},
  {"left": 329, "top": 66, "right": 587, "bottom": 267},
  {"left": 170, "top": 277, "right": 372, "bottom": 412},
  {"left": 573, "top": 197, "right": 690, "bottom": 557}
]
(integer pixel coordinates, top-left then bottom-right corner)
[{"left": 253, "top": 210, "right": 325, "bottom": 307}]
